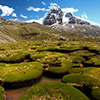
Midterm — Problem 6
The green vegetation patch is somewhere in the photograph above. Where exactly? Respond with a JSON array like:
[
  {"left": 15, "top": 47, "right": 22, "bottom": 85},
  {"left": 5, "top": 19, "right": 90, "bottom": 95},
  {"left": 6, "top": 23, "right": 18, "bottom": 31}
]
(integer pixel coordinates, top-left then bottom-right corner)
[
  {"left": 62, "top": 74, "right": 100, "bottom": 88},
  {"left": 85, "top": 55, "right": 100, "bottom": 66},
  {"left": 0, "top": 86, "right": 4, "bottom": 100},
  {"left": 0, "top": 62, "right": 43, "bottom": 82},
  {"left": 18, "top": 82, "right": 89, "bottom": 100},
  {"left": 0, "top": 50, "right": 29, "bottom": 63},
  {"left": 69, "top": 67, "right": 100, "bottom": 80},
  {"left": 48, "top": 60, "right": 73, "bottom": 73},
  {"left": 69, "top": 56, "right": 85, "bottom": 63},
  {"left": 69, "top": 68, "right": 83, "bottom": 74},
  {"left": 92, "top": 88, "right": 100, "bottom": 100},
  {"left": 69, "top": 50, "right": 96, "bottom": 57},
  {"left": 83, "top": 67, "right": 100, "bottom": 80}
]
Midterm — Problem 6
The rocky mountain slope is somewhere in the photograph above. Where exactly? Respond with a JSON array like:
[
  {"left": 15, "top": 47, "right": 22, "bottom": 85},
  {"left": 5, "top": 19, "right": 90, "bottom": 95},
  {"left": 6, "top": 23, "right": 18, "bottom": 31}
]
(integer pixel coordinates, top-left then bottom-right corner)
[
  {"left": 0, "top": 16, "right": 25, "bottom": 25},
  {"left": 0, "top": 20, "right": 99, "bottom": 43},
  {"left": 0, "top": 3, "right": 100, "bottom": 43},
  {"left": 43, "top": 4, "right": 100, "bottom": 37},
  {"left": 0, "top": 22, "right": 72, "bottom": 43}
]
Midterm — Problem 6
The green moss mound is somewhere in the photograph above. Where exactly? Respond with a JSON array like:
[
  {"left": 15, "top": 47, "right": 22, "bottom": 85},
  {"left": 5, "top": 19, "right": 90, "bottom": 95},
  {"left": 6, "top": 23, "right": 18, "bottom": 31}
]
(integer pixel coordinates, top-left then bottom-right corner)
[
  {"left": 0, "top": 62, "right": 43, "bottom": 82},
  {"left": 69, "top": 68, "right": 83, "bottom": 74},
  {"left": 69, "top": 50, "right": 96, "bottom": 57},
  {"left": 92, "top": 88, "right": 100, "bottom": 100},
  {"left": 0, "top": 86, "right": 4, "bottom": 100},
  {"left": 84, "top": 67, "right": 100, "bottom": 80},
  {"left": 18, "top": 82, "right": 89, "bottom": 100},
  {"left": 62, "top": 74, "right": 100, "bottom": 88},
  {"left": 69, "top": 67, "right": 100, "bottom": 81},
  {"left": 70, "top": 56, "right": 85, "bottom": 63},
  {"left": 0, "top": 51, "right": 30, "bottom": 63},
  {"left": 48, "top": 60, "right": 73, "bottom": 73}
]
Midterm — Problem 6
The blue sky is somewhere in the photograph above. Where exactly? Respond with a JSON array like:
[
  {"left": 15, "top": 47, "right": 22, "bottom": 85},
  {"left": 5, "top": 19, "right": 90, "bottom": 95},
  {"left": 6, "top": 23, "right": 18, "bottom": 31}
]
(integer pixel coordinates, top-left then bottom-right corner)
[{"left": 0, "top": 0, "right": 100, "bottom": 25}]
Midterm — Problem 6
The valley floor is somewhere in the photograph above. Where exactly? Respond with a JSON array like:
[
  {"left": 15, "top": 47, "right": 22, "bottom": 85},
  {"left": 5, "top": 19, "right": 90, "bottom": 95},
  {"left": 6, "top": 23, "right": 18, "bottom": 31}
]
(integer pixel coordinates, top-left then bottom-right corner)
[{"left": 0, "top": 41, "right": 100, "bottom": 100}]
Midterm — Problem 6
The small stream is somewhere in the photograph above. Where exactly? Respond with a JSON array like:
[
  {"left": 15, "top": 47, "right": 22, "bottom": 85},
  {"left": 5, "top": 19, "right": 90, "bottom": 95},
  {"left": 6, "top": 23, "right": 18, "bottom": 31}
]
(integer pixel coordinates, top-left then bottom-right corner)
[{"left": 5, "top": 76, "right": 61, "bottom": 100}]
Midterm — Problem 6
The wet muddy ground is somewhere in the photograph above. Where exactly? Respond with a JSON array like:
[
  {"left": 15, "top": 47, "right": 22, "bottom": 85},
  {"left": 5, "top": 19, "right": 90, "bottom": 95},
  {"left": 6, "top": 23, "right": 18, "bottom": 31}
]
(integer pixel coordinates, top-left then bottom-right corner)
[{"left": 5, "top": 76, "right": 61, "bottom": 100}]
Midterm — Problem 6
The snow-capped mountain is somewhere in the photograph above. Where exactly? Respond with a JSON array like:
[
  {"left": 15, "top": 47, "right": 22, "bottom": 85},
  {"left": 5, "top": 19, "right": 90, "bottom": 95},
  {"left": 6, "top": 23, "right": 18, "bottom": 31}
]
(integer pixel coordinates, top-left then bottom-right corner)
[
  {"left": 42, "top": 4, "right": 100, "bottom": 37},
  {"left": 43, "top": 3, "right": 91, "bottom": 26},
  {"left": 63, "top": 12, "right": 90, "bottom": 25},
  {"left": 43, "top": 3, "right": 63, "bottom": 25}
]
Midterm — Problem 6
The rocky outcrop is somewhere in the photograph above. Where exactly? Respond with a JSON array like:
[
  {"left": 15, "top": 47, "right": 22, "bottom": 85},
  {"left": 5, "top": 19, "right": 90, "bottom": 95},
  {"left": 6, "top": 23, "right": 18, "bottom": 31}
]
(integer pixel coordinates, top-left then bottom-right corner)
[
  {"left": 0, "top": 16, "right": 25, "bottom": 25},
  {"left": 65, "top": 12, "right": 90, "bottom": 25},
  {"left": 0, "top": 16, "right": 6, "bottom": 24},
  {"left": 43, "top": 4, "right": 63, "bottom": 25},
  {"left": 6, "top": 19, "right": 25, "bottom": 25}
]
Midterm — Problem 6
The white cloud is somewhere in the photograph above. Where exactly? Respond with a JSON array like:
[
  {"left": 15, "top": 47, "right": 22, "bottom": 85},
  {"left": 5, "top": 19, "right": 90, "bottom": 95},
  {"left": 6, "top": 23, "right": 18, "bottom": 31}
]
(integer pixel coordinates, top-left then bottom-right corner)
[
  {"left": 48, "top": 3, "right": 60, "bottom": 10},
  {"left": 81, "top": 12, "right": 88, "bottom": 20},
  {"left": 26, "top": 18, "right": 43, "bottom": 24},
  {"left": 27, "top": 7, "right": 46, "bottom": 12},
  {"left": 26, "top": 12, "right": 48, "bottom": 24},
  {"left": 12, "top": 13, "right": 17, "bottom": 17},
  {"left": 20, "top": 14, "right": 27, "bottom": 18},
  {"left": 62, "top": 8, "right": 78, "bottom": 14},
  {"left": 62, "top": 8, "right": 78, "bottom": 23},
  {"left": 41, "top": 1, "right": 46, "bottom": 5},
  {"left": 0, "top": 5, "right": 16, "bottom": 17}
]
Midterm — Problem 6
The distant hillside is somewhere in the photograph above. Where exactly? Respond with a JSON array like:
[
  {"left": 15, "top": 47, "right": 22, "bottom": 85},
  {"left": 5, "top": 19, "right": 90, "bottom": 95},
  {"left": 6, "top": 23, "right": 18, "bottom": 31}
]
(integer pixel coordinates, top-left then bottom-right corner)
[
  {"left": 0, "top": 22, "right": 100, "bottom": 43},
  {"left": 0, "top": 22, "right": 70, "bottom": 43}
]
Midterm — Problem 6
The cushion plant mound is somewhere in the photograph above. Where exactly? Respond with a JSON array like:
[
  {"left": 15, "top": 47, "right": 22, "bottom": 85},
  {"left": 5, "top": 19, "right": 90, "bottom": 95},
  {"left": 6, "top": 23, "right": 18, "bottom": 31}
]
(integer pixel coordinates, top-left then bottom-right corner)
[
  {"left": 40, "top": 52, "right": 68, "bottom": 68},
  {"left": 69, "top": 67, "right": 100, "bottom": 80},
  {"left": 69, "top": 68, "right": 83, "bottom": 74},
  {"left": 31, "top": 54, "right": 46, "bottom": 60},
  {"left": 48, "top": 60, "right": 73, "bottom": 73},
  {"left": 70, "top": 56, "right": 85, "bottom": 63},
  {"left": 62, "top": 74, "right": 100, "bottom": 88},
  {"left": 18, "top": 82, "right": 90, "bottom": 100},
  {"left": 92, "top": 88, "right": 100, "bottom": 100},
  {"left": 0, "top": 86, "right": 4, "bottom": 100},
  {"left": 69, "top": 50, "right": 96, "bottom": 57},
  {"left": 0, "top": 51, "right": 30, "bottom": 63},
  {"left": 0, "top": 62, "right": 43, "bottom": 83},
  {"left": 86, "top": 55, "right": 100, "bottom": 66},
  {"left": 83, "top": 67, "right": 100, "bottom": 80}
]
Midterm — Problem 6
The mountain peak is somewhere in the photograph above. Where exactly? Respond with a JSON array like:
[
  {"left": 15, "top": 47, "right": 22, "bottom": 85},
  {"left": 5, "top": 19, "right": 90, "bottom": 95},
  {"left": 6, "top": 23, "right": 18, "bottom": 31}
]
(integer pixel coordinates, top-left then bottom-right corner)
[
  {"left": 43, "top": 3, "right": 63, "bottom": 25},
  {"left": 43, "top": 4, "right": 91, "bottom": 26},
  {"left": 49, "top": 3, "right": 60, "bottom": 11},
  {"left": 65, "top": 12, "right": 73, "bottom": 18}
]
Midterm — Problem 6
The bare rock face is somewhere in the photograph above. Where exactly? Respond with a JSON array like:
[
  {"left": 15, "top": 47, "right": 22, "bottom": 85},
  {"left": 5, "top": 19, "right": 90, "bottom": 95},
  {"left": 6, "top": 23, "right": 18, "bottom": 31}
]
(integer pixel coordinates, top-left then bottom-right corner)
[
  {"left": 43, "top": 4, "right": 63, "bottom": 25},
  {"left": 65, "top": 12, "right": 90, "bottom": 25},
  {"left": 0, "top": 16, "right": 25, "bottom": 25},
  {"left": 0, "top": 16, "right": 6, "bottom": 24},
  {"left": 6, "top": 19, "right": 25, "bottom": 25},
  {"left": 43, "top": 3, "right": 91, "bottom": 26}
]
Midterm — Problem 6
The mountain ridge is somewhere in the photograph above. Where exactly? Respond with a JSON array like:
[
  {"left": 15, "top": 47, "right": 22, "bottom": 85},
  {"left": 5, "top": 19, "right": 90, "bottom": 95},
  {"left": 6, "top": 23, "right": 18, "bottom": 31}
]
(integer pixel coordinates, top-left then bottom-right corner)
[
  {"left": 0, "top": 4, "right": 100, "bottom": 43},
  {"left": 42, "top": 4, "right": 100, "bottom": 37}
]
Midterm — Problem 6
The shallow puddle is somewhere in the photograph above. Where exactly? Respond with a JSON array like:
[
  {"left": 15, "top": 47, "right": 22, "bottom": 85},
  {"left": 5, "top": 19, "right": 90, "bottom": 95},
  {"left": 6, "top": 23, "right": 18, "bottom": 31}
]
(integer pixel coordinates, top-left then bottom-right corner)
[{"left": 5, "top": 76, "right": 61, "bottom": 100}]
